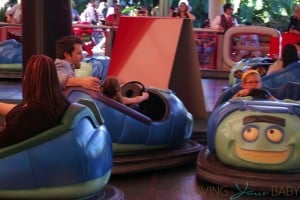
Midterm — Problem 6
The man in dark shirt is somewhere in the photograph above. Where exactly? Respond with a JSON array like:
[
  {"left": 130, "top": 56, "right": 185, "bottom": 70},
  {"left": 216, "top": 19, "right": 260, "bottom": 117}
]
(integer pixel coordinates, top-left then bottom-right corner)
[{"left": 288, "top": 5, "right": 300, "bottom": 33}]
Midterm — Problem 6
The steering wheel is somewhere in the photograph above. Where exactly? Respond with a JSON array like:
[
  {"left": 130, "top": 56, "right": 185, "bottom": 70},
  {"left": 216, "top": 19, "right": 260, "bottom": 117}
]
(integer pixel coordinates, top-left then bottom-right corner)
[
  {"left": 248, "top": 88, "right": 271, "bottom": 99},
  {"left": 121, "top": 81, "right": 146, "bottom": 98}
]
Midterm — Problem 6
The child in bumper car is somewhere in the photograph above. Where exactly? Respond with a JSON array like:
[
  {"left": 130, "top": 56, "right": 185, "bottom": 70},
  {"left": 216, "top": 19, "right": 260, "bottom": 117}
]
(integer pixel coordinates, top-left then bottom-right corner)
[
  {"left": 232, "top": 70, "right": 276, "bottom": 100},
  {"left": 101, "top": 77, "right": 149, "bottom": 105}
]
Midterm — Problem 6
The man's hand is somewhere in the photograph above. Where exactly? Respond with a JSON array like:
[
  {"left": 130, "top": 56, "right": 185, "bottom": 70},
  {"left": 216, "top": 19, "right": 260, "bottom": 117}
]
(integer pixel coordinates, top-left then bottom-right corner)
[
  {"left": 80, "top": 77, "right": 101, "bottom": 91},
  {"left": 66, "top": 76, "right": 101, "bottom": 91}
]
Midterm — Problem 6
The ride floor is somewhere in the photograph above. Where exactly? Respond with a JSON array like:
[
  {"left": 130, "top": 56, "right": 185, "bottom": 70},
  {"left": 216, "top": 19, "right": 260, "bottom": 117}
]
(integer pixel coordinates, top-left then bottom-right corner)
[{"left": 2, "top": 78, "right": 295, "bottom": 199}]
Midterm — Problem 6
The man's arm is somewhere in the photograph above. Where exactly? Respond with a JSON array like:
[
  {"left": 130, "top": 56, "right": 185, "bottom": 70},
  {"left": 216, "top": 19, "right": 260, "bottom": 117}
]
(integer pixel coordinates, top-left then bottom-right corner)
[
  {"left": 210, "top": 16, "right": 222, "bottom": 30},
  {"left": 55, "top": 59, "right": 100, "bottom": 91},
  {"left": 65, "top": 76, "right": 100, "bottom": 91}
]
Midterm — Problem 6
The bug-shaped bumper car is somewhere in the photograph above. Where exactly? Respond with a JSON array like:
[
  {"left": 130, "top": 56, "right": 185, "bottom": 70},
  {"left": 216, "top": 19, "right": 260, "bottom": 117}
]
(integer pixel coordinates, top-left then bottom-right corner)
[
  {"left": 64, "top": 81, "right": 201, "bottom": 174},
  {"left": 0, "top": 103, "right": 122, "bottom": 199},
  {"left": 197, "top": 99, "right": 300, "bottom": 192}
]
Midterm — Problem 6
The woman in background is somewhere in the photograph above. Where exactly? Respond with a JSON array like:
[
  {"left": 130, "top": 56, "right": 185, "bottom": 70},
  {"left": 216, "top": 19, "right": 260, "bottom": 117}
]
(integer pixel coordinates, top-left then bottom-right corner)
[
  {"left": 168, "top": 0, "right": 195, "bottom": 22},
  {"left": 267, "top": 44, "right": 299, "bottom": 75}
]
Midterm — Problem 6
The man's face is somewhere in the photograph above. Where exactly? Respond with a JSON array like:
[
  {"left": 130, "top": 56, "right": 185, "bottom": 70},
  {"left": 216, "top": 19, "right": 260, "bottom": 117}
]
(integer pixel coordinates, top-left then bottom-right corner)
[
  {"left": 65, "top": 43, "right": 83, "bottom": 68},
  {"left": 114, "top": 5, "right": 121, "bottom": 14},
  {"left": 295, "top": 7, "right": 300, "bottom": 18},
  {"left": 226, "top": 7, "right": 234, "bottom": 15}
]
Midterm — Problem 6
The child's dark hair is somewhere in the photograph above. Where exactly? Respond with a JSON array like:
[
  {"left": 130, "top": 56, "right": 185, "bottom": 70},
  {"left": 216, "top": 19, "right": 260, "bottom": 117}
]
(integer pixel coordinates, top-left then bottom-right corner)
[{"left": 101, "top": 77, "right": 123, "bottom": 103}]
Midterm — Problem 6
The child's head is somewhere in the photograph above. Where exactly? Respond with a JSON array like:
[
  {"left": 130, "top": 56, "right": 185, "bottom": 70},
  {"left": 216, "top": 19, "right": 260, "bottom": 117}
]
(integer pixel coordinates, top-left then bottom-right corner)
[
  {"left": 241, "top": 70, "right": 262, "bottom": 90},
  {"left": 101, "top": 77, "right": 123, "bottom": 103}
]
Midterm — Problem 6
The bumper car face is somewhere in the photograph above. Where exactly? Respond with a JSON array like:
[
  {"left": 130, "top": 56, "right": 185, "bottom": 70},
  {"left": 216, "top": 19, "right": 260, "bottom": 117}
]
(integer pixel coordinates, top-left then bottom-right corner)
[{"left": 215, "top": 102, "right": 300, "bottom": 171}]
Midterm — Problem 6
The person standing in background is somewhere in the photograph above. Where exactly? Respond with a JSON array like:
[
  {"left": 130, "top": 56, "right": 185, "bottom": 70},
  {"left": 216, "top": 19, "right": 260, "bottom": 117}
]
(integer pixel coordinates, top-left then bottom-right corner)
[
  {"left": 80, "top": 0, "right": 99, "bottom": 25},
  {"left": 210, "top": 3, "right": 238, "bottom": 32},
  {"left": 105, "top": 3, "right": 123, "bottom": 27},
  {"left": 5, "top": 0, "right": 22, "bottom": 24},
  {"left": 71, "top": 0, "right": 81, "bottom": 23},
  {"left": 288, "top": 4, "right": 300, "bottom": 34},
  {"left": 168, "top": 0, "right": 195, "bottom": 22}
]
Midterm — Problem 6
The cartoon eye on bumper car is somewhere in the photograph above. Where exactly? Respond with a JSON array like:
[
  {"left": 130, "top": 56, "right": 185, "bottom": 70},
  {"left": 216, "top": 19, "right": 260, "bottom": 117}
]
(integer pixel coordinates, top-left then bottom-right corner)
[
  {"left": 64, "top": 81, "right": 201, "bottom": 174},
  {"left": 0, "top": 103, "right": 119, "bottom": 199},
  {"left": 197, "top": 99, "right": 300, "bottom": 191}
]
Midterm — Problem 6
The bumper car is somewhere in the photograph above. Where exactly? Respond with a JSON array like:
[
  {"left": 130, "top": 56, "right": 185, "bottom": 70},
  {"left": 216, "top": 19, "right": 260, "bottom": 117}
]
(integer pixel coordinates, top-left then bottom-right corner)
[
  {"left": 215, "top": 60, "right": 300, "bottom": 108},
  {"left": 64, "top": 82, "right": 201, "bottom": 174},
  {"left": 0, "top": 102, "right": 123, "bottom": 199},
  {"left": 228, "top": 57, "right": 274, "bottom": 86},
  {"left": 0, "top": 39, "right": 22, "bottom": 78},
  {"left": 197, "top": 81, "right": 300, "bottom": 191}
]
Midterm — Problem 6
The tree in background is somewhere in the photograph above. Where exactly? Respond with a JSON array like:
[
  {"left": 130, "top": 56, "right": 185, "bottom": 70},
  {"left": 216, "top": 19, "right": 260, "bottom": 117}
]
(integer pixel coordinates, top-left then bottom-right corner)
[
  {"left": 235, "top": 0, "right": 298, "bottom": 32},
  {"left": 73, "top": 0, "right": 300, "bottom": 32}
]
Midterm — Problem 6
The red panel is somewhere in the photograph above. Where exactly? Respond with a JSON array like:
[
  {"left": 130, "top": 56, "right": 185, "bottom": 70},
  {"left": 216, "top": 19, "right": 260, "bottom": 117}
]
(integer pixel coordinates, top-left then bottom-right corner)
[
  {"left": 108, "top": 17, "right": 184, "bottom": 89},
  {"left": 269, "top": 36, "right": 280, "bottom": 58},
  {"left": 282, "top": 32, "right": 300, "bottom": 49}
]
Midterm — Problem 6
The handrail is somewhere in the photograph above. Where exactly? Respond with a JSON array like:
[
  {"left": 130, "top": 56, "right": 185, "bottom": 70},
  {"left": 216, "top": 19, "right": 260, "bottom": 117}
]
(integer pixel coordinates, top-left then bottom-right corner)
[
  {"left": 193, "top": 28, "right": 223, "bottom": 33},
  {"left": 1, "top": 22, "right": 224, "bottom": 33},
  {"left": 0, "top": 22, "right": 22, "bottom": 27},
  {"left": 0, "top": 21, "right": 115, "bottom": 30},
  {"left": 72, "top": 23, "right": 112, "bottom": 29}
]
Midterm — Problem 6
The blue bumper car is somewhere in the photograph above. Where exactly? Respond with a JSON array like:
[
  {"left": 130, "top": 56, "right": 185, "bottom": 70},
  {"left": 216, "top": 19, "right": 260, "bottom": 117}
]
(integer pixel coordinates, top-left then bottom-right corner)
[
  {"left": 198, "top": 61, "right": 300, "bottom": 191},
  {"left": 0, "top": 39, "right": 110, "bottom": 80},
  {"left": 0, "top": 39, "right": 22, "bottom": 78},
  {"left": 197, "top": 96, "right": 300, "bottom": 191},
  {"left": 64, "top": 83, "right": 201, "bottom": 174},
  {"left": 216, "top": 61, "right": 300, "bottom": 108},
  {"left": 0, "top": 103, "right": 119, "bottom": 199},
  {"left": 228, "top": 57, "right": 274, "bottom": 86}
]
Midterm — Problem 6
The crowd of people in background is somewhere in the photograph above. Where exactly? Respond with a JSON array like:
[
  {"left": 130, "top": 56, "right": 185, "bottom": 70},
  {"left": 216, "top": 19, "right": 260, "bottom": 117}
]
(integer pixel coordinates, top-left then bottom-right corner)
[{"left": 2, "top": 0, "right": 300, "bottom": 69}]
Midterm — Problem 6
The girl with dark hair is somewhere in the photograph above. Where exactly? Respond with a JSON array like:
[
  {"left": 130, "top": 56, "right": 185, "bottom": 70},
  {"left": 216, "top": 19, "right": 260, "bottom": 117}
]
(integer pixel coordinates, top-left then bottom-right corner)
[
  {"left": 267, "top": 44, "right": 299, "bottom": 75},
  {"left": 101, "top": 77, "right": 149, "bottom": 105},
  {"left": 0, "top": 55, "right": 70, "bottom": 147}
]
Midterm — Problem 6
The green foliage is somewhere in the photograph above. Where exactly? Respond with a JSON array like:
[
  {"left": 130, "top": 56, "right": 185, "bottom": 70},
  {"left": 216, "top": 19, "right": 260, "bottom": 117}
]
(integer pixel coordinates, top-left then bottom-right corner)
[
  {"left": 234, "top": 0, "right": 299, "bottom": 32},
  {"left": 73, "top": 0, "right": 300, "bottom": 31},
  {"left": 0, "top": 8, "right": 5, "bottom": 22},
  {"left": 189, "top": 0, "right": 208, "bottom": 27},
  {"left": 74, "top": 0, "right": 90, "bottom": 14}
]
